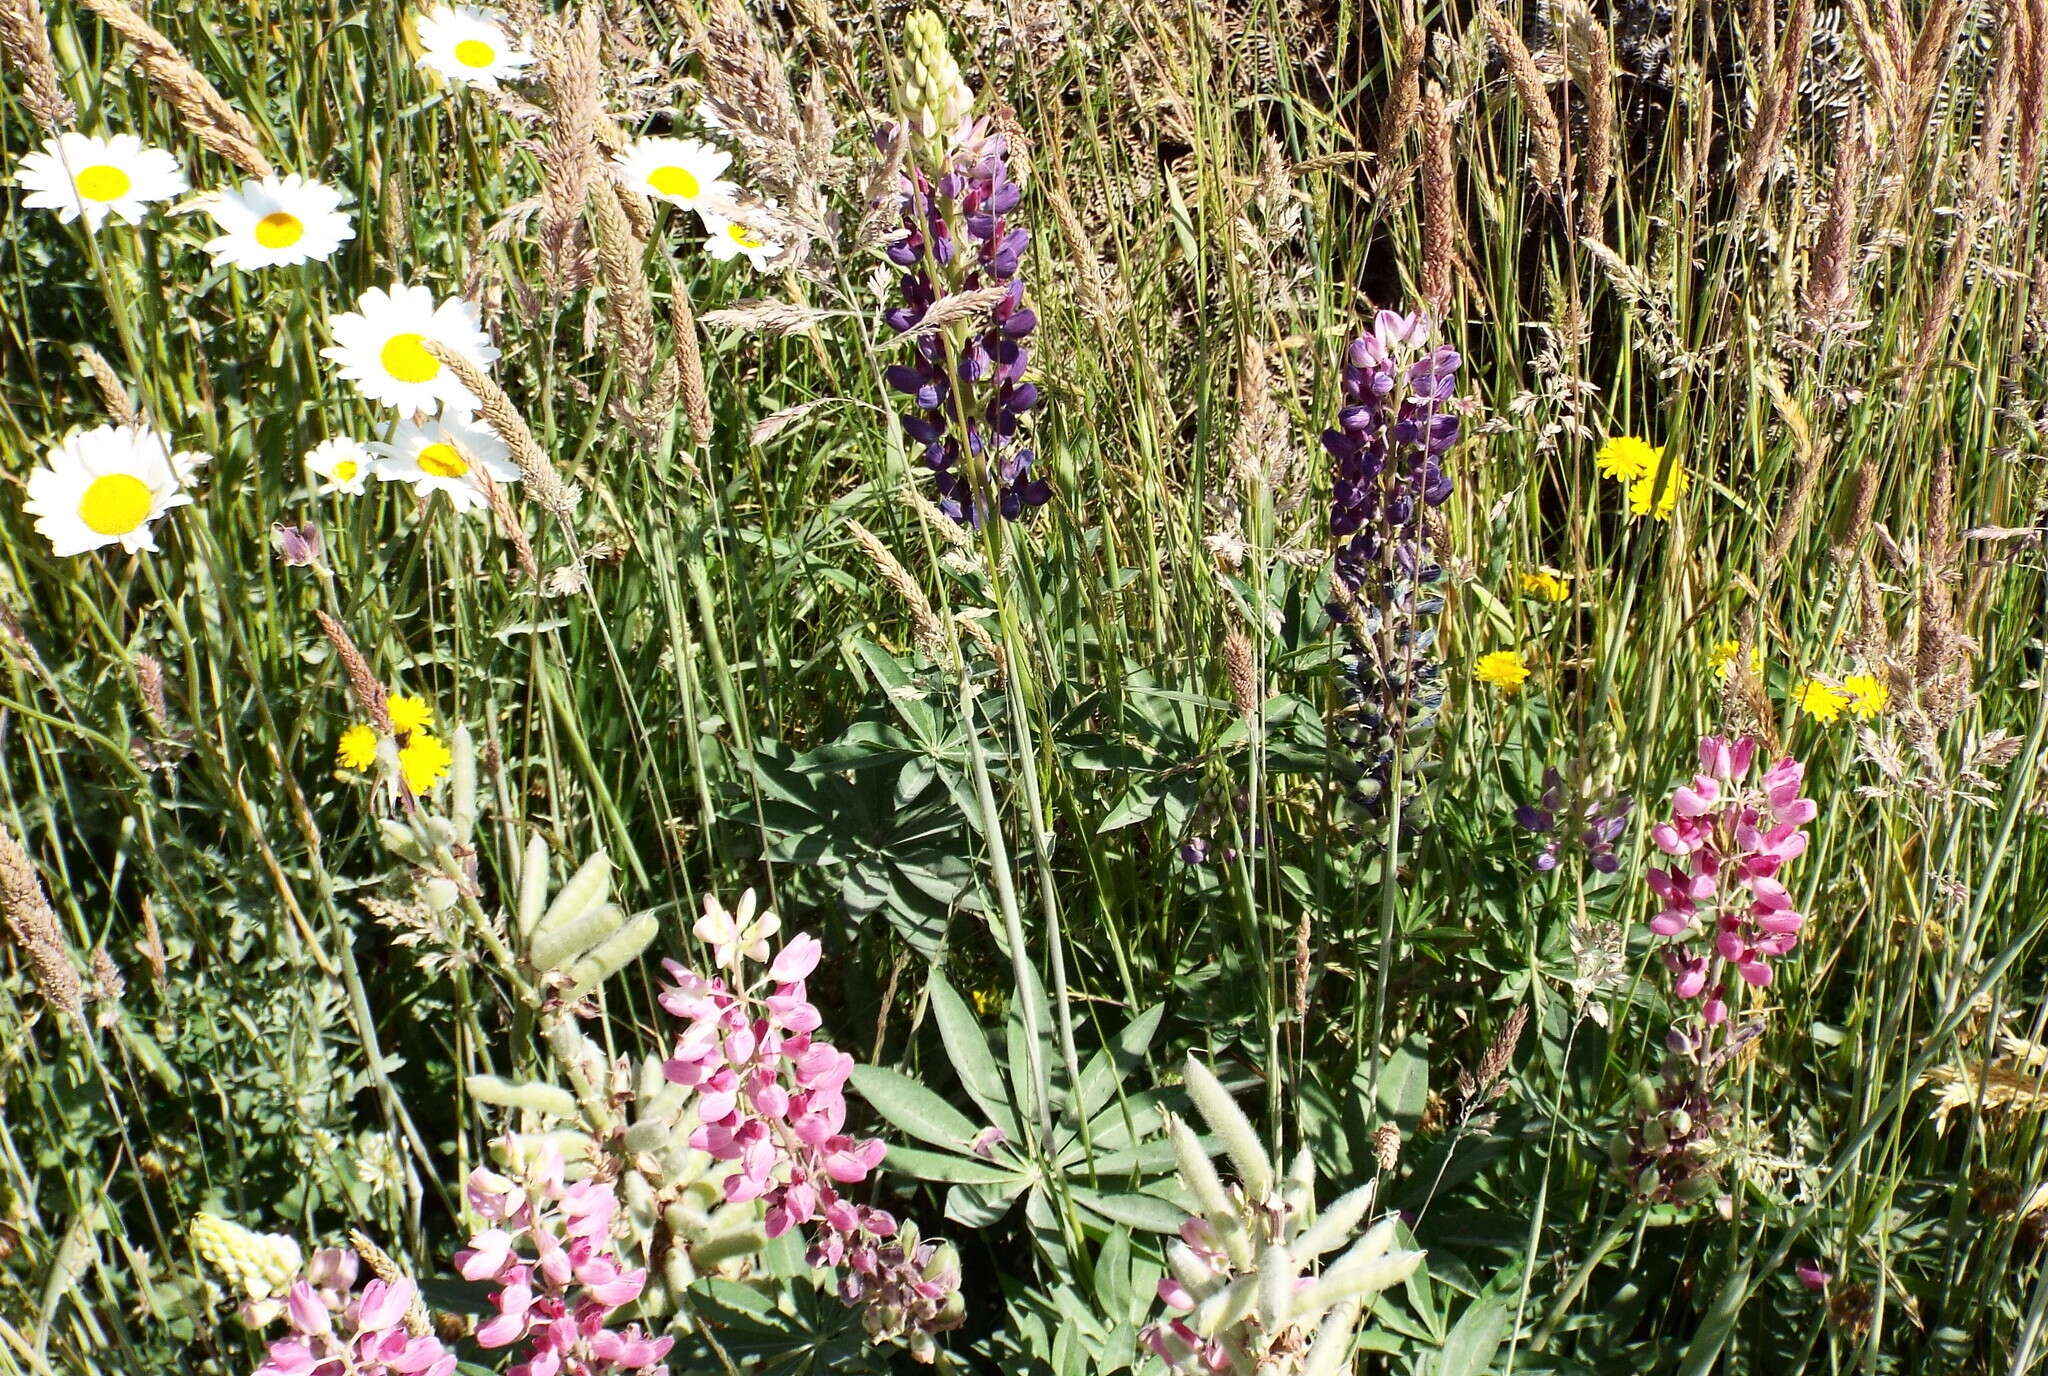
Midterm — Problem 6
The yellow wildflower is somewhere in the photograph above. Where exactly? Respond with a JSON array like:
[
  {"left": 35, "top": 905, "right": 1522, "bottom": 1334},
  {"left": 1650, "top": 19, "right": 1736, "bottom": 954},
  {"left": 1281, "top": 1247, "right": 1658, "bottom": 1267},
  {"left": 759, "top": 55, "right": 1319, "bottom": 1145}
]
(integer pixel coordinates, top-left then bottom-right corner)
[
  {"left": 1596, "top": 436, "right": 1661, "bottom": 482},
  {"left": 386, "top": 693, "right": 433, "bottom": 735},
  {"left": 336, "top": 723, "right": 379, "bottom": 771},
  {"left": 399, "top": 732, "right": 453, "bottom": 794},
  {"left": 1842, "top": 673, "right": 1889, "bottom": 719},
  {"left": 1627, "top": 459, "right": 1689, "bottom": 521},
  {"left": 1475, "top": 649, "right": 1531, "bottom": 695},
  {"left": 1709, "top": 640, "right": 1763, "bottom": 678},
  {"left": 1519, "top": 568, "right": 1573, "bottom": 602},
  {"left": 1793, "top": 679, "right": 1851, "bottom": 724}
]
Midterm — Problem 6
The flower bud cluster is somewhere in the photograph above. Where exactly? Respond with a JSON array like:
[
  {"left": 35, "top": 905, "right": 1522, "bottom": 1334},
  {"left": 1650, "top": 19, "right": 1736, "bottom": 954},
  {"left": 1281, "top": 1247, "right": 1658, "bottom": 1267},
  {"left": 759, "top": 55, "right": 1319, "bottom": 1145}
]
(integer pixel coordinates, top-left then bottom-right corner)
[
  {"left": 899, "top": 12, "right": 973, "bottom": 142},
  {"left": 253, "top": 1256, "right": 455, "bottom": 1376},
  {"left": 189, "top": 1212, "right": 304, "bottom": 1325},
  {"left": 1515, "top": 769, "right": 1633, "bottom": 873}
]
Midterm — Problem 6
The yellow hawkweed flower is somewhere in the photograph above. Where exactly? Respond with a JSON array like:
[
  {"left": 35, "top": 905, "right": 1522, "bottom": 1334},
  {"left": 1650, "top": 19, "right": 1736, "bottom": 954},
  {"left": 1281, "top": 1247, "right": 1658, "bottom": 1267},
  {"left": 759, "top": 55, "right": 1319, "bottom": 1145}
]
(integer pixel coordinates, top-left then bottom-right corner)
[
  {"left": 1842, "top": 673, "right": 1889, "bottom": 719},
  {"left": 1626, "top": 459, "right": 1689, "bottom": 521},
  {"left": 188, "top": 1212, "right": 302, "bottom": 1300},
  {"left": 386, "top": 694, "right": 433, "bottom": 736},
  {"left": 1709, "top": 639, "right": 1763, "bottom": 678},
  {"left": 1595, "top": 436, "right": 1661, "bottom": 483},
  {"left": 1793, "top": 679, "right": 1851, "bottom": 724},
  {"left": 336, "top": 723, "right": 379, "bottom": 771},
  {"left": 399, "top": 732, "right": 453, "bottom": 793},
  {"left": 1519, "top": 568, "right": 1572, "bottom": 602},
  {"left": 1475, "top": 649, "right": 1531, "bottom": 695}
]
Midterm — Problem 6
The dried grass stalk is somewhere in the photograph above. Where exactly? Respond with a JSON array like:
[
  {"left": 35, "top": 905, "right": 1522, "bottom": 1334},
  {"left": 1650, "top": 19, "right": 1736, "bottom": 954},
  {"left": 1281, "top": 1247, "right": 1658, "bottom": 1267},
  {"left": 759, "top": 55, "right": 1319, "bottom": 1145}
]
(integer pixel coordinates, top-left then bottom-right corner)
[
  {"left": 846, "top": 519, "right": 949, "bottom": 663},
  {"left": 1578, "top": 23, "right": 1614, "bottom": 237},
  {"left": 587, "top": 179, "right": 659, "bottom": 394},
  {"left": 1762, "top": 380, "right": 1823, "bottom": 575},
  {"left": 474, "top": 469, "right": 541, "bottom": 581},
  {"left": 1483, "top": 8, "right": 1562, "bottom": 191},
  {"left": 886, "top": 284, "right": 1011, "bottom": 340},
  {"left": 315, "top": 610, "right": 392, "bottom": 733},
  {"left": 700, "top": 298, "right": 835, "bottom": 336},
  {"left": 422, "top": 341, "right": 579, "bottom": 523},
  {"left": 1420, "top": 81, "right": 1457, "bottom": 313},
  {"left": 536, "top": 7, "right": 604, "bottom": 288},
  {"left": 2020, "top": 0, "right": 2047, "bottom": 198},
  {"left": 1733, "top": 0, "right": 1815, "bottom": 213},
  {"left": 1222, "top": 627, "right": 1259, "bottom": 720},
  {"left": 667, "top": 278, "right": 713, "bottom": 448},
  {"left": 1891, "top": 0, "right": 1968, "bottom": 186},
  {"left": 76, "top": 0, "right": 272, "bottom": 175},
  {"left": 1804, "top": 103, "right": 1868, "bottom": 322},
  {"left": 0, "top": 0, "right": 75, "bottom": 130},
  {"left": 1044, "top": 175, "right": 1116, "bottom": 321},
  {"left": 0, "top": 823, "right": 84, "bottom": 1020},
  {"left": 1830, "top": 461, "right": 1879, "bottom": 565},
  {"left": 77, "top": 346, "right": 137, "bottom": 426},
  {"left": 1376, "top": 25, "right": 1426, "bottom": 177}
]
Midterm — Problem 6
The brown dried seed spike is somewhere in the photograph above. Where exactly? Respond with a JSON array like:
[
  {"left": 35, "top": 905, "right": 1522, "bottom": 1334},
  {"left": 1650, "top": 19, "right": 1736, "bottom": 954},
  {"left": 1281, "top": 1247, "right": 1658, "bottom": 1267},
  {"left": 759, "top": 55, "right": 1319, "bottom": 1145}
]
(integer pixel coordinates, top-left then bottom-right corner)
[
  {"left": 0, "top": 823, "right": 84, "bottom": 1021},
  {"left": 75, "top": 0, "right": 273, "bottom": 176}
]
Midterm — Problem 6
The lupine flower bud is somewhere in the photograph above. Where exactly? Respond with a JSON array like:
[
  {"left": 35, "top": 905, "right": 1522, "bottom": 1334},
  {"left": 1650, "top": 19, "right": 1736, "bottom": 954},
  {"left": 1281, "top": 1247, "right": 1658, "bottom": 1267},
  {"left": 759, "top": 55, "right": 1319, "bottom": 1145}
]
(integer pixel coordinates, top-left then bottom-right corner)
[
  {"left": 900, "top": 12, "right": 974, "bottom": 141},
  {"left": 188, "top": 1212, "right": 303, "bottom": 1302}
]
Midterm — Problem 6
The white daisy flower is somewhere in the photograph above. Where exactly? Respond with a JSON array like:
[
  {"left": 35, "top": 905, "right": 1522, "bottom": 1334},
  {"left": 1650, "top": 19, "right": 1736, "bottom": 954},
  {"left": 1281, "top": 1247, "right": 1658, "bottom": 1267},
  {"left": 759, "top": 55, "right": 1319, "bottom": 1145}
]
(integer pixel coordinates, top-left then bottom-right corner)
[
  {"left": 16, "top": 132, "right": 187, "bottom": 230},
  {"left": 700, "top": 209, "right": 782, "bottom": 271},
  {"left": 201, "top": 174, "right": 355, "bottom": 270},
  {"left": 613, "top": 138, "right": 732, "bottom": 211},
  {"left": 321, "top": 282, "right": 500, "bottom": 415},
  {"left": 23, "top": 424, "right": 193, "bottom": 556},
  {"left": 370, "top": 410, "right": 517, "bottom": 513},
  {"left": 415, "top": 5, "right": 533, "bottom": 90},
  {"left": 305, "top": 437, "right": 373, "bottom": 495}
]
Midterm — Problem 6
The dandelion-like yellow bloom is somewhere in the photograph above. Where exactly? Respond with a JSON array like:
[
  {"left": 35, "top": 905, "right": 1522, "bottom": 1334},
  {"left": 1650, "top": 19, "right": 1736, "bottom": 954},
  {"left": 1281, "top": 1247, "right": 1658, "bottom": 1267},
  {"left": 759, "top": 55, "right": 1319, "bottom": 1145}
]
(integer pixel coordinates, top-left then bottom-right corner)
[
  {"left": 1842, "top": 673, "right": 1889, "bottom": 719},
  {"left": 399, "top": 732, "right": 453, "bottom": 793},
  {"left": 1793, "top": 679, "right": 1851, "bottom": 724},
  {"left": 1475, "top": 649, "right": 1531, "bottom": 695},
  {"left": 1519, "top": 569, "right": 1572, "bottom": 602},
  {"left": 1596, "top": 436, "right": 1661, "bottom": 483},
  {"left": 1708, "top": 639, "right": 1763, "bottom": 678},
  {"left": 1627, "top": 460, "right": 1688, "bottom": 522},
  {"left": 386, "top": 694, "right": 433, "bottom": 735},
  {"left": 337, "top": 723, "right": 379, "bottom": 770}
]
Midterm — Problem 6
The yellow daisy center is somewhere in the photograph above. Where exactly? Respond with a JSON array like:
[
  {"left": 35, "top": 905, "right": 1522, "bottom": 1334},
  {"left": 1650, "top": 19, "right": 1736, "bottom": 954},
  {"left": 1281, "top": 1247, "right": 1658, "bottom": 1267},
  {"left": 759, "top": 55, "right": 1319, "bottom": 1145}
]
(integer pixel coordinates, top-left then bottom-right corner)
[
  {"left": 647, "top": 165, "right": 701, "bottom": 200},
  {"left": 379, "top": 333, "right": 441, "bottom": 384},
  {"left": 726, "top": 221, "right": 764, "bottom": 247},
  {"left": 453, "top": 38, "right": 496, "bottom": 67},
  {"left": 75, "top": 164, "right": 132, "bottom": 202},
  {"left": 77, "top": 473, "right": 153, "bottom": 536},
  {"left": 254, "top": 211, "right": 305, "bottom": 248},
  {"left": 332, "top": 458, "right": 359, "bottom": 482},
  {"left": 415, "top": 442, "right": 469, "bottom": 478}
]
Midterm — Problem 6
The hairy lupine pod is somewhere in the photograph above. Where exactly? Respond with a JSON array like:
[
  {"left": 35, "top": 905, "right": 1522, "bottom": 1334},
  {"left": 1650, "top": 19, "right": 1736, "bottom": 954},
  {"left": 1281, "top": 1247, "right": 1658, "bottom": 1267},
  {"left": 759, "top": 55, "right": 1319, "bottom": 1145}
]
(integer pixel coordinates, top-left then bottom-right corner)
[
  {"left": 377, "top": 817, "right": 429, "bottom": 866},
  {"left": 448, "top": 724, "right": 477, "bottom": 839},
  {"left": 1322, "top": 311, "right": 1460, "bottom": 825},
  {"left": 1291, "top": 1180, "right": 1377, "bottom": 1261},
  {"left": 515, "top": 835, "right": 551, "bottom": 938},
  {"left": 1182, "top": 1056, "right": 1275, "bottom": 1203},
  {"left": 541, "top": 1013, "right": 620, "bottom": 1131},
  {"left": 561, "top": 910, "right": 659, "bottom": 997},
  {"left": 1283, "top": 1145, "right": 1316, "bottom": 1218},
  {"left": 1167, "top": 1112, "right": 1237, "bottom": 1229},
  {"left": 465, "top": 1074, "right": 580, "bottom": 1120},
  {"left": 529, "top": 901, "right": 626, "bottom": 974},
  {"left": 525, "top": 849, "right": 611, "bottom": 960},
  {"left": 1299, "top": 1299, "right": 1364, "bottom": 1376},
  {"left": 421, "top": 877, "right": 461, "bottom": 914},
  {"left": 1255, "top": 1243, "right": 1299, "bottom": 1330},
  {"left": 1293, "top": 1240, "right": 1423, "bottom": 1318}
]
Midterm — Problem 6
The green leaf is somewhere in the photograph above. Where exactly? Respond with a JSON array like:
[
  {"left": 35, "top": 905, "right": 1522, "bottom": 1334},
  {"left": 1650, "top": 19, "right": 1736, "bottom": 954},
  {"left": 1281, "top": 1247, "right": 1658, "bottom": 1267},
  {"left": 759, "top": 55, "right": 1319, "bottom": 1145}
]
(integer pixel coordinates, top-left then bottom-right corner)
[
  {"left": 1431, "top": 1290, "right": 1513, "bottom": 1376},
  {"left": 848, "top": 1063, "right": 983, "bottom": 1151},
  {"left": 1071, "top": 1185, "right": 1189, "bottom": 1235},
  {"left": 928, "top": 970, "right": 1020, "bottom": 1140},
  {"left": 1677, "top": 1260, "right": 1752, "bottom": 1376},
  {"left": 882, "top": 1143, "right": 1027, "bottom": 1186},
  {"left": 1369, "top": 1036, "right": 1431, "bottom": 1131}
]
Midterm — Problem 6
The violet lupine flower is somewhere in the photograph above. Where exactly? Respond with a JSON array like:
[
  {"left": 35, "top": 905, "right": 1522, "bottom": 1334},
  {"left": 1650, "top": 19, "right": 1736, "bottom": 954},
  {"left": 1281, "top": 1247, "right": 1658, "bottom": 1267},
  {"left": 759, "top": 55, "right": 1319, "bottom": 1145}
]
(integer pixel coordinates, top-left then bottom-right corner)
[
  {"left": 253, "top": 1271, "right": 455, "bottom": 1376},
  {"left": 1645, "top": 735, "right": 1816, "bottom": 1030},
  {"left": 658, "top": 901, "right": 965, "bottom": 1359},
  {"left": 881, "top": 118, "right": 1048, "bottom": 527},
  {"left": 456, "top": 1150, "right": 672, "bottom": 1376},
  {"left": 1322, "top": 310, "right": 1461, "bottom": 819},
  {"left": 1515, "top": 769, "right": 1633, "bottom": 872}
]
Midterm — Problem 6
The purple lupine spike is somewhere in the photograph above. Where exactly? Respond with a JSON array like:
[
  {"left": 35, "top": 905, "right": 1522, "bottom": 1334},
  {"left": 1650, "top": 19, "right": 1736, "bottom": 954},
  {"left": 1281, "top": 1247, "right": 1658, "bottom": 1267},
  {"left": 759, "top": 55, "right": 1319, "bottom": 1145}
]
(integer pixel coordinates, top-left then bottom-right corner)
[
  {"left": 881, "top": 121, "right": 1050, "bottom": 526},
  {"left": 1325, "top": 310, "right": 1460, "bottom": 821}
]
